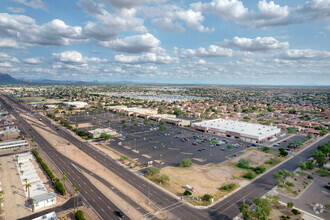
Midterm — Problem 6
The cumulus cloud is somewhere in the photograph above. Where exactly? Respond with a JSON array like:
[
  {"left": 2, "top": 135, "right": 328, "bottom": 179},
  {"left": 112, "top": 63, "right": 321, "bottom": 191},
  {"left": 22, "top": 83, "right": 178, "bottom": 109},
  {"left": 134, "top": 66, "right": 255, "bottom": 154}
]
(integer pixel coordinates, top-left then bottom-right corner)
[
  {"left": 144, "top": 4, "right": 213, "bottom": 33},
  {"left": 13, "top": 0, "right": 46, "bottom": 10},
  {"left": 280, "top": 49, "right": 330, "bottom": 60},
  {"left": 78, "top": 0, "right": 147, "bottom": 42},
  {"left": 114, "top": 49, "right": 177, "bottom": 64},
  {"left": 23, "top": 57, "right": 43, "bottom": 65},
  {"left": 99, "top": 33, "right": 160, "bottom": 53},
  {"left": 0, "top": 38, "right": 21, "bottom": 49},
  {"left": 298, "top": 0, "right": 330, "bottom": 21},
  {"left": 176, "top": 45, "right": 233, "bottom": 58},
  {"left": 191, "top": 0, "right": 291, "bottom": 28},
  {"left": 0, "top": 52, "right": 19, "bottom": 63},
  {"left": 53, "top": 51, "right": 85, "bottom": 64},
  {"left": 222, "top": 36, "right": 289, "bottom": 51},
  {"left": 151, "top": 18, "right": 185, "bottom": 33},
  {"left": 0, "top": 13, "right": 85, "bottom": 46}
]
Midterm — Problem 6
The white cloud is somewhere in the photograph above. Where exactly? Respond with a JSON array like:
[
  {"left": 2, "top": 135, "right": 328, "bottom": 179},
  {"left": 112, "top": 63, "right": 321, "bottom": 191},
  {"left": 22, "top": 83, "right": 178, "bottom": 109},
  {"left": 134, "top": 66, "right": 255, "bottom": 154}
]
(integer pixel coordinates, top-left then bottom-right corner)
[
  {"left": 191, "top": 0, "right": 291, "bottom": 28},
  {"left": 100, "top": 33, "right": 160, "bottom": 53},
  {"left": 0, "top": 13, "right": 84, "bottom": 46},
  {"left": 13, "top": 0, "right": 46, "bottom": 10},
  {"left": 78, "top": 0, "right": 147, "bottom": 42},
  {"left": 144, "top": 4, "right": 213, "bottom": 33},
  {"left": 151, "top": 18, "right": 185, "bottom": 33},
  {"left": 114, "top": 49, "right": 177, "bottom": 64},
  {"left": 23, "top": 57, "right": 43, "bottom": 65},
  {"left": 177, "top": 45, "right": 233, "bottom": 58},
  {"left": 298, "top": 0, "right": 330, "bottom": 21},
  {"left": 0, "top": 52, "right": 19, "bottom": 63},
  {"left": 0, "top": 62, "right": 13, "bottom": 68},
  {"left": 6, "top": 7, "right": 26, "bottom": 13},
  {"left": 258, "top": 0, "right": 289, "bottom": 19},
  {"left": 280, "top": 49, "right": 330, "bottom": 60},
  {"left": 0, "top": 38, "right": 21, "bottom": 49},
  {"left": 52, "top": 51, "right": 85, "bottom": 63},
  {"left": 223, "top": 36, "right": 289, "bottom": 51}
]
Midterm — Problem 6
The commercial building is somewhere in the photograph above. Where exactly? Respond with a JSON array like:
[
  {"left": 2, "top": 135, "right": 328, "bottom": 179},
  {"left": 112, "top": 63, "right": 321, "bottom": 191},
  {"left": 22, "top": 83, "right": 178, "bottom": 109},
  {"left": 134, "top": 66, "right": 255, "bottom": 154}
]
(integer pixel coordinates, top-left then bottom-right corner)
[
  {"left": 0, "top": 140, "right": 28, "bottom": 151},
  {"left": 63, "top": 101, "right": 88, "bottom": 108},
  {"left": 32, "top": 192, "right": 57, "bottom": 211},
  {"left": 32, "top": 212, "right": 57, "bottom": 220},
  {"left": 88, "top": 128, "right": 117, "bottom": 138},
  {"left": 192, "top": 118, "right": 281, "bottom": 143}
]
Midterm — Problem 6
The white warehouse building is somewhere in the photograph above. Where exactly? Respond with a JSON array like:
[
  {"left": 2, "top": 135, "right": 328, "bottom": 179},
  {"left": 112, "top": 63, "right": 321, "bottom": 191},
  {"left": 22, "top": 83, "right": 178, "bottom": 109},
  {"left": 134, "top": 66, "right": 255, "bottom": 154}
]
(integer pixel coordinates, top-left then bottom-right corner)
[
  {"left": 63, "top": 101, "right": 87, "bottom": 108},
  {"left": 192, "top": 118, "right": 281, "bottom": 143}
]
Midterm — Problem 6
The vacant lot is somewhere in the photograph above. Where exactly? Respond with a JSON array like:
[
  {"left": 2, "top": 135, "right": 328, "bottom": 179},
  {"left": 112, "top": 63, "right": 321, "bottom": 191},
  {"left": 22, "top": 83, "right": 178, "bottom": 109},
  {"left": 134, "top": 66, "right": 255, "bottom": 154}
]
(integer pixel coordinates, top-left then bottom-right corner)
[{"left": 154, "top": 149, "right": 283, "bottom": 205}]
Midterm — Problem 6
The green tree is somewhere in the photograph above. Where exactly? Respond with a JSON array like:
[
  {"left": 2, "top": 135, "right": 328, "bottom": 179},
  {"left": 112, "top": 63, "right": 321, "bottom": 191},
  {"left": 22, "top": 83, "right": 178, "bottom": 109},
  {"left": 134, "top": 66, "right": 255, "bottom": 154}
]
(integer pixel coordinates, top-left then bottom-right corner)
[
  {"left": 0, "top": 191, "right": 4, "bottom": 215},
  {"left": 100, "top": 133, "right": 113, "bottom": 140},
  {"left": 287, "top": 202, "right": 294, "bottom": 208},
  {"left": 305, "top": 159, "right": 315, "bottom": 170},
  {"left": 180, "top": 158, "right": 193, "bottom": 167},
  {"left": 61, "top": 172, "right": 68, "bottom": 199},
  {"left": 226, "top": 144, "right": 233, "bottom": 149},
  {"left": 273, "top": 169, "right": 292, "bottom": 185},
  {"left": 147, "top": 166, "right": 160, "bottom": 176},
  {"left": 298, "top": 161, "right": 307, "bottom": 170},
  {"left": 158, "top": 174, "right": 170, "bottom": 184},
  {"left": 317, "top": 142, "right": 330, "bottom": 155},
  {"left": 183, "top": 190, "right": 192, "bottom": 196},
  {"left": 75, "top": 210, "right": 86, "bottom": 220},
  {"left": 307, "top": 134, "right": 313, "bottom": 139},
  {"left": 312, "top": 151, "right": 327, "bottom": 167},
  {"left": 158, "top": 107, "right": 164, "bottom": 114},
  {"left": 252, "top": 197, "right": 272, "bottom": 219},
  {"left": 262, "top": 147, "right": 270, "bottom": 153},
  {"left": 237, "top": 158, "right": 250, "bottom": 169},
  {"left": 202, "top": 194, "right": 212, "bottom": 201},
  {"left": 266, "top": 194, "right": 280, "bottom": 207},
  {"left": 239, "top": 203, "right": 251, "bottom": 220},
  {"left": 279, "top": 148, "right": 288, "bottom": 156}
]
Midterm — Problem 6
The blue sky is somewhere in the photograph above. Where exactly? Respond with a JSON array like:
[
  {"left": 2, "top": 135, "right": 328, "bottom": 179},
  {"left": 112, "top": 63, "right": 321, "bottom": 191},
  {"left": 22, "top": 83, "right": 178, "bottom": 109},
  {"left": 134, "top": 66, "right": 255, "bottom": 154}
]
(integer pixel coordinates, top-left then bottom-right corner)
[{"left": 0, "top": 0, "right": 329, "bottom": 85}]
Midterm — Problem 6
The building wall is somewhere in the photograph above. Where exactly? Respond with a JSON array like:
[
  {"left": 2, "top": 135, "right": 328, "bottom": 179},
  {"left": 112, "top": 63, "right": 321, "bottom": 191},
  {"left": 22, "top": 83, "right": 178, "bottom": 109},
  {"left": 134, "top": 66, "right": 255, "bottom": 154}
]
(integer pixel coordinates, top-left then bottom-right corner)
[{"left": 34, "top": 197, "right": 56, "bottom": 210}]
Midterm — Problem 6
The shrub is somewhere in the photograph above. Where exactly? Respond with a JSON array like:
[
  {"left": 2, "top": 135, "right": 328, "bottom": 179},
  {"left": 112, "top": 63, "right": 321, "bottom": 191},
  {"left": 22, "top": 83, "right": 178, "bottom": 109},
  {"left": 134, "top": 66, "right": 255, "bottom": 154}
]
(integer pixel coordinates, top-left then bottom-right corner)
[
  {"left": 202, "top": 194, "right": 212, "bottom": 201},
  {"left": 298, "top": 161, "right": 307, "bottom": 170},
  {"left": 265, "top": 158, "right": 274, "bottom": 164},
  {"left": 183, "top": 190, "right": 192, "bottom": 196},
  {"left": 296, "top": 171, "right": 306, "bottom": 176},
  {"left": 262, "top": 147, "right": 270, "bottom": 153},
  {"left": 180, "top": 158, "right": 192, "bottom": 167},
  {"left": 307, "top": 175, "right": 313, "bottom": 179},
  {"left": 252, "top": 166, "right": 266, "bottom": 174},
  {"left": 147, "top": 166, "right": 160, "bottom": 176},
  {"left": 54, "top": 179, "right": 65, "bottom": 195},
  {"left": 120, "top": 155, "right": 128, "bottom": 161},
  {"left": 220, "top": 183, "right": 237, "bottom": 191},
  {"left": 285, "top": 181, "right": 295, "bottom": 187},
  {"left": 75, "top": 210, "right": 85, "bottom": 220},
  {"left": 280, "top": 215, "right": 291, "bottom": 220},
  {"left": 291, "top": 209, "right": 301, "bottom": 215},
  {"left": 158, "top": 174, "right": 170, "bottom": 183},
  {"left": 316, "top": 169, "right": 330, "bottom": 177},
  {"left": 237, "top": 158, "right": 250, "bottom": 169},
  {"left": 243, "top": 172, "right": 255, "bottom": 180},
  {"left": 305, "top": 160, "right": 315, "bottom": 170},
  {"left": 287, "top": 202, "right": 294, "bottom": 208},
  {"left": 279, "top": 148, "right": 288, "bottom": 156}
]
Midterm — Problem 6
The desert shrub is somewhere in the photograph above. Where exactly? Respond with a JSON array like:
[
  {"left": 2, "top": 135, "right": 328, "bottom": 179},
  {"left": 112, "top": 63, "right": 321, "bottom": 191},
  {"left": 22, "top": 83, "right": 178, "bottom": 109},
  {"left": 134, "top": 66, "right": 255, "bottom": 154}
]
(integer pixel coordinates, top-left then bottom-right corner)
[
  {"left": 202, "top": 194, "right": 212, "bottom": 201},
  {"left": 287, "top": 202, "right": 294, "bottom": 208},
  {"left": 180, "top": 158, "right": 193, "bottom": 167},
  {"left": 220, "top": 183, "right": 237, "bottom": 191},
  {"left": 307, "top": 175, "right": 313, "bottom": 179},
  {"left": 183, "top": 190, "right": 192, "bottom": 196},
  {"left": 285, "top": 181, "right": 295, "bottom": 187},
  {"left": 291, "top": 209, "right": 301, "bottom": 215},
  {"left": 243, "top": 172, "right": 255, "bottom": 180},
  {"left": 75, "top": 210, "right": 85, "bottom": 220},
  {"left": 316, "top": 169, "right": 330, "bottom": 177},
  {"left": 252, "top": 166, "right": 266, "bottom": 174},
  {"left": 147, "top": 166, "right": 160, "bottom": 176},
  {"left": 237, "top": 158, "right": 250, "bottom": 169}
]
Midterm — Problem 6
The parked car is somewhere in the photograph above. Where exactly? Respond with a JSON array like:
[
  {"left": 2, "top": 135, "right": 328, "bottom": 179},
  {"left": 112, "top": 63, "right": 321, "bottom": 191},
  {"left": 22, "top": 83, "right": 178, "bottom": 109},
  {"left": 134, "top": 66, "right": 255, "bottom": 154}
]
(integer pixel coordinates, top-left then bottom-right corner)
[
  {"left": 202, "top": 148, "right": 206, "bottom": 150},
  {"left": 116, "top": 211, "right": 125, "bottom": 218},
  {"left": 192, "top": 142, "right": 197, "bottom": 145}
]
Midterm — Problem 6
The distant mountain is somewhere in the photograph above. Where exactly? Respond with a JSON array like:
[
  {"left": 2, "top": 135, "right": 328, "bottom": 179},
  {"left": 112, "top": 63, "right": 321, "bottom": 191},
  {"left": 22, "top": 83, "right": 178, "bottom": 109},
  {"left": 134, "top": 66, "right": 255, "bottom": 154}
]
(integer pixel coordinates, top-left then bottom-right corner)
[{"left": 0, "top": 73, "right": 25, "bottom": 84}]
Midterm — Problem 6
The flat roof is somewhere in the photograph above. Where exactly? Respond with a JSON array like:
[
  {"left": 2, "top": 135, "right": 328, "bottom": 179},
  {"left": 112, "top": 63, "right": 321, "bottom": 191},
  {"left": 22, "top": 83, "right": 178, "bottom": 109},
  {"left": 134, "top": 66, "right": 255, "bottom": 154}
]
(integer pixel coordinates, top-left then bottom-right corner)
[
  {"left": 123, "top": 107, "right": 157, "bottom": 113},
  {"left": 32, "top": 211, "right": 57, "bottom": 220},
  {"left": 88, "top": 128, "right": 116, "bottom": 134},
  {"left": 33, "top": 192, "right": 56, "bottom": 203},
  {"left": 192, "top": 118, "right": 281, "bottom": 140}
]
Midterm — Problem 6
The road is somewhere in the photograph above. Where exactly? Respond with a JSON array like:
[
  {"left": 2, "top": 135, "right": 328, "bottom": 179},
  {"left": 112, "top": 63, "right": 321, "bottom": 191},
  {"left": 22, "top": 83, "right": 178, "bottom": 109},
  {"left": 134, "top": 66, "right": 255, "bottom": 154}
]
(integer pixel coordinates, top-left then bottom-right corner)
[
  {"left": 0, "top": 96, "right": 131, "bottom": 220},
  {"left": 3, "top": 94, "right": 329, "bottom": 220}
]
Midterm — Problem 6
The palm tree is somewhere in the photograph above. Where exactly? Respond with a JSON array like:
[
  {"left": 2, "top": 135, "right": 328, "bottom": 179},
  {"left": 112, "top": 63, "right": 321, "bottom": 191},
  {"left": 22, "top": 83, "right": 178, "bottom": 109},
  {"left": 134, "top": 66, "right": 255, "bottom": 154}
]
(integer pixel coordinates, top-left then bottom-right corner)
[
  {"left": 20, "top": 170, "right": 24, "bottom": 176},
  {"left": 61, "top": 172, "right": 68, "bottom": 199},
  {"left": 30, "top": 198, "right": 35, "bottom": 212},
  {"left": 18, "top": 162, "right": 23, "bottom": 172},
  {"left": 0, "top": 191, "right": 4, "bottom": 216},
  {"left": 26, "top": 184, "right": 31, "bottom": 199},
  {"left": 24, "top": 178, "right": 28, "bottom": 185},
  {"left": 72, "top": 184, "right": 79, "bottom": 213}
]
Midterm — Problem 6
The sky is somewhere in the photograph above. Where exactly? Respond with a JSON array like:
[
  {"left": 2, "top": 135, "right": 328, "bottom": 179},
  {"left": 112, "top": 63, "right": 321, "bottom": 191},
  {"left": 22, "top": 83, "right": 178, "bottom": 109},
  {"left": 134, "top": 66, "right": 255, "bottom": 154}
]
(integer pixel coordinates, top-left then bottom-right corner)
[{"left": 0, "top": 0, "right": 330, "bottom": 85}]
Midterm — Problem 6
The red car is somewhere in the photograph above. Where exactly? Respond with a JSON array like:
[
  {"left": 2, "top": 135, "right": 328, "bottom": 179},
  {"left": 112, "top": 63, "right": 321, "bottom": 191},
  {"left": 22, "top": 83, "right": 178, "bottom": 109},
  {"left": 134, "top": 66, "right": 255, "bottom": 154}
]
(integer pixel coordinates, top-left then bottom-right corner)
[
  {"left": 185, "top": 138, "right": 189, "bottom": 141},
  {"left": 192, "top": 142, "right": 197, "bottom": 145},
  {"left": 202, "top": 148, "right": 206, "bottom": 150}
]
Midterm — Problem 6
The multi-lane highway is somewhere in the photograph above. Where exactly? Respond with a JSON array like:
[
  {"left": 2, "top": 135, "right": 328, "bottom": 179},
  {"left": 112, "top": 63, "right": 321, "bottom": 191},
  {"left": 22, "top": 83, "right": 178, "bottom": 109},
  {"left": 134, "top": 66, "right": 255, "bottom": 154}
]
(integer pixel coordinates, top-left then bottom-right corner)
[
  {"left": 2, "top": 94, "right": 329, "bottom": 220},
  {"left": 0, "top": 96, "right": 131, "bottom": 220}
]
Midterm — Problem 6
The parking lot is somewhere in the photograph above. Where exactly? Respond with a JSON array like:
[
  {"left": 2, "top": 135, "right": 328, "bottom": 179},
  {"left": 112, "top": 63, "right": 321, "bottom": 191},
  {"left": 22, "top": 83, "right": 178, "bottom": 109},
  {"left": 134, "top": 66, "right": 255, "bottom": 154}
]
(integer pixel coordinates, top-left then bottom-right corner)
[
  {"left": 270, "top": 135, "right": 308, "bottom": 151},
  {"left": 63, "top": 112, "right": 259, "bottom": 168}
]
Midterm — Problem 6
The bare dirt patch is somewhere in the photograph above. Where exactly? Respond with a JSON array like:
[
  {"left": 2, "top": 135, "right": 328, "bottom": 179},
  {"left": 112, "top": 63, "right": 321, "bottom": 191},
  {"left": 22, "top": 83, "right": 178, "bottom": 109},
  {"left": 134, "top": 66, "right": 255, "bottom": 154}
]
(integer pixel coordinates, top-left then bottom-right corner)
[{"left": 231, "top": 149, "right": 273, "bottom": 167}]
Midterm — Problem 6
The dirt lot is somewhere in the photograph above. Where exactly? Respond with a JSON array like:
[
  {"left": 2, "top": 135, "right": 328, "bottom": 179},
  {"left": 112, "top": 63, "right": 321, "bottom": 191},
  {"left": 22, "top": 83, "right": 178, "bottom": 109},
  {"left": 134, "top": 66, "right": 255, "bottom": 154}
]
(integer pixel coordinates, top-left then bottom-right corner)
[
  {"left": 157, "top": 149, "right": 280, "bottom": 205},
  {"left": 277, "top": 174, "right": 313, "bottom": 198},
  {"left": 57, "top": 205, "right": 100, "bottom": 220}
]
